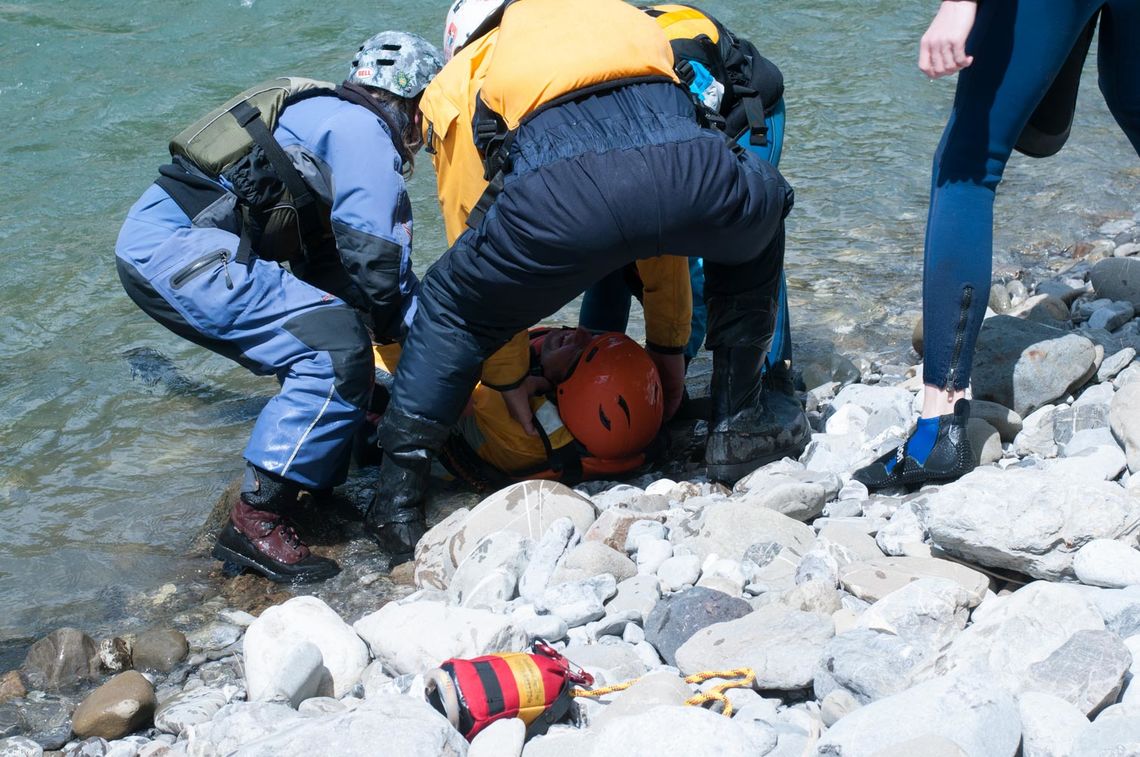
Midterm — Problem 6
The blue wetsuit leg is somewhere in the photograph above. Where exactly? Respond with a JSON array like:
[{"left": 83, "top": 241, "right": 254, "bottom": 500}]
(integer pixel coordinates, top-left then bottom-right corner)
[{"left": 923, "top": 0, "right": 1138, "bottom": 389}]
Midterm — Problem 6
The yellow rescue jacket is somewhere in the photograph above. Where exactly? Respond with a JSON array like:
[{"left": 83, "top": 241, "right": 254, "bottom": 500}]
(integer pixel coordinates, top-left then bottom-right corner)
[
  {"left": 374, "top": 342, "right": 652, "bottom": 483},
  {"left": 419, "top": 0, "right": 694, "bottom": 389}
]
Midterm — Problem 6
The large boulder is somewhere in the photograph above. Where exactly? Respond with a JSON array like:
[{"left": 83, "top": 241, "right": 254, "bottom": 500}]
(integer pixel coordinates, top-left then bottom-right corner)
[
  {"left": 71, "top": 671, "right": 156, "bottom": 740},
  {"left": 674, "top": 604, "right": 833, "bottom": 690},
  {"left": 815, "top": 629, "right": 938, "bottom": 704},
  {"left": 971, "top": 316, "right": 1097, "bottom": 416},
  {"left": 838, "top": 557, "right": 990, "bottom": 607},
  {"left": 1017, "top": 692, "right": 1089, "bottom": 757},
  {"left": 448, "top": 531, "right": 533, "bottom": 607},
  {"left": 416, "top": 482, "right": 596, "bottom": 591},
  {"left": 243, "top": 596, "right": 369, "bottom": 702},
  {"left": 1110, "top": 382, "right": 1140, "bottom": 472},
  {"left": 353, "top": 601, "right": 526, "bottom": 675},
  {"left": 20, "top": 628, "right": 99, "bottom": 691},
  {"left": 913, "top": 468, "right": 1140, "bottom": 580},
  {"left": 814, "top": 674, "right": 1021, "bottom": 757},
  {"left": 1090, "top": 256, "right": 1140, "bottom": 307},
  {"left": 588, "top": 705, "right": 768, "bottom": 755},
  {"left": 644, "top": 587, "right": 752, "bottom": 666},
  {"left": 934, "top": 582, "right": 1105, "bottom": 695},
  {"left": 678, "top": 502, "right": 815, "bottom": 563},
  {"left": 1021, "top": 630, "right": 1133, "bottom": 716},
  {"left": 225, "top": 696, "right": 467, "bottom": 757}
]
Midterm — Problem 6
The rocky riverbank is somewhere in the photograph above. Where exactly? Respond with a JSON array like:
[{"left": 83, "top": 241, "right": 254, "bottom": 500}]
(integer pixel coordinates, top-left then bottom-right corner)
[{"left": 3, "top": 208, "right": 1140, "bottom": 756}]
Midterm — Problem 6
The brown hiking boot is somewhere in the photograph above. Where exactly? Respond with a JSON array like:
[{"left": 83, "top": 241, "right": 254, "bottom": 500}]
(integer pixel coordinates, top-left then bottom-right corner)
[{"left": 211, "top": 466, "right": 340, "bottom": 583}]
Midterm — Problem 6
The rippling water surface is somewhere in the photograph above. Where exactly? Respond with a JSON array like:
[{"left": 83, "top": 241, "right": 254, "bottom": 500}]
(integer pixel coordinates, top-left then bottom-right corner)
[{"left": 1, "top": 0, "right": 1136, "bottom": 648}]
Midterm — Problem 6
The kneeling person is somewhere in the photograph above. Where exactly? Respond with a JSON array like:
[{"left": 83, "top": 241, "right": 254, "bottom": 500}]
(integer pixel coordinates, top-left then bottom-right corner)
[{"left": 367, "top": 329, "right": 664, "bottom": 488}]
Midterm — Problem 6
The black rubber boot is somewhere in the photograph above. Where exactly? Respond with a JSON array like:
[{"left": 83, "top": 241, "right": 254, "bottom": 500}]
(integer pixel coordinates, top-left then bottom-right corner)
[
  {"left": 364, "top": 407, "right": 451, "bottom": 563},
  {"left": 853, "top": 399, "right": 975, "bottom": 490},
  {"left": 211, "top": 465, "right": 341, "bottom": 583},
  {"left": 706, "top": 347, "right": 811, "bottom": 485}
]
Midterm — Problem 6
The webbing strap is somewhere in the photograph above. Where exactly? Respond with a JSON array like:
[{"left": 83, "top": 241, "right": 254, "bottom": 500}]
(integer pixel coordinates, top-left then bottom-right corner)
[
  {"left": 229, "top": 100, "right": 323, "bottom": 259},
  {"left": 466, "top": 170, "right": 505, "bottom": 231},
  {"left": 535, "top": 420, "right": 583, "bottom": 483},
  {"left": 739, "top": 93, "right": 769, "bottom": 146}
]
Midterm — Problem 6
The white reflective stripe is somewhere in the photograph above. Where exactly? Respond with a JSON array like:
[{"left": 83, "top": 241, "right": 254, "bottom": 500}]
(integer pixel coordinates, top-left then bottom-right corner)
[
  {"left": 534, "top": 401, "right": 565, "bottom": 436},
  {"left": 281, "top": 383, "right": 336, "bottom": 476}
]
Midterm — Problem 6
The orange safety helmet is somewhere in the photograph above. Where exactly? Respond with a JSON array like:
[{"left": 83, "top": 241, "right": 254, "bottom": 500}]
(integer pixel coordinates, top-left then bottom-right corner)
[{"left": 555, "top": 333, "right": 664, "bottom": 459}]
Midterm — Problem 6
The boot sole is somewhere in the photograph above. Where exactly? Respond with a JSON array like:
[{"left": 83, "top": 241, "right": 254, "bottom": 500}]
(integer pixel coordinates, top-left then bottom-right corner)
[{"left": 211, "top": 541, "right": 340, "bottom": 584}]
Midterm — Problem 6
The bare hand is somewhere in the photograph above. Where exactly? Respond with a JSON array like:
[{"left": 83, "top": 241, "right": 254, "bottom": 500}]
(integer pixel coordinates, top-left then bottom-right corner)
[
  {"left": 648, "top": 350, "right": 685, "bottom": 421},
  {"left": 919, "top": 1, "right": 977, "bottom": 79},
  {"left": 500, "top": 375, "right": 553, "bottom": 437}
]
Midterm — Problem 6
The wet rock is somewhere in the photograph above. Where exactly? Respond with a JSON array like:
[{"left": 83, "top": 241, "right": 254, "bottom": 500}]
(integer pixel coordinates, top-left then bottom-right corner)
[
  {"left": 936, "top": 582, "right": 1104, "bottom": 694},
  {"left": 96, "top": 639, "right": 131, "bottom": 675},
  {"left": 644, "top": 588, "right": 752, "bottom": 667},
  {"left": 244, "top": 596, "right": 369, "bottom": 701},
  {"left": 554, "top": 542, "right": 635, "bottom": 585},
  {"left": 20, "top": 628, "right": 99, "bottom": 691},
  {"left": 914, "top": 467, "right": 1138, "bottom": 580},
  {"left": 814, "top": 674, "right": 1020, "bottom": 757},
  {"left": 1091, "top": 257, "right": 1140, "bottom": 307},
  {"left": 0, "top": 737, "right": 42, "bottom": 756},
  {"left": 469, "top": 717, "right": 523, "bottom": 757},
  {"left": 185, "top": 623, "right": 240, "bottom": 654},
  {"left": 656, "top": 555, "right": 701, "bottom": 592},
  {"left": 448, "top": 531, "right": 532, "bottom": 608},
  {"left": 518, "top": 518, "right": 576, "bottom": 602},
  {"left": 1018, "top": 691, "right": 1089, "bottom": 757},
  {"left": 679, "top": 503, "right": 815, "bottom": 563},
  {"left": 63, "top": 737, "right": 109, "bottom": 756},
  {"left": 1073, "top": 539, "right": 1140, "bottom": 588},
  {"left": 225, "top": 695, "right": 467, "bottom": 757},
  {"left": 71, "top": 671, "right": 156, "bottom": 740},
  {"left": 971, "top": 316, "right": 1097, "bottom": 416},
  {"left": 0, "top": 671, "right": 26, "bottom": 705},
  {"left": 11, "top": 696, "right": 72, "bottom": 749},
  {"left": 153, "top": 687, "right": 226, "bottom": 737},
  {"left": 838, "top": 557, "right": 990, "bottom": 607},
  {"left": 1097, "top": 347, "right": 1135, "bottom": 382},
  {"left": 675, "top": 604, "right": 834, "bottom": 690},
  {"left": 354, "top": 601, "right": 526, "bottom": 676},
  {"left": 130, "top": 631, "right": 187, "bottom": 674},
  {"left": 587, "top": 671, "right": 691, "bottom": 729},
  {"left": 1110, "top": 382, "right": 1140, "bottom": 472},
  {"left": 1022, "top": 629, "right": 1132, "bottom": 715},
  {"left": 814, "top": 629, "right": 936, "bottom": 704}
]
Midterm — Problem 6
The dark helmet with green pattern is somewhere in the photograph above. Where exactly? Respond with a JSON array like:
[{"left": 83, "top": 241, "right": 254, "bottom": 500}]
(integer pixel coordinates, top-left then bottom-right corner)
[{"left": 348, "top": 31, "right": 444, "bottom": 99}]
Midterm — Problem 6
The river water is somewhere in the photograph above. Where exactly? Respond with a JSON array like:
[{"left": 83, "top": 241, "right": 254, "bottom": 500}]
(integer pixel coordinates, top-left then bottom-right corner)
[{"left": 1, "top": 0, "right": 1136, "bottom": 655}]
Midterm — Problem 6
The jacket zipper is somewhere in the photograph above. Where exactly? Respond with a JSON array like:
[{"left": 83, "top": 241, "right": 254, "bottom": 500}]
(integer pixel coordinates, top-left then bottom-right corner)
[
  {"left": 170, "top": 250, "right": 233, "bottom": 290},
  {"left": 944, "top": 285, "right": 974, "bottom": 391}
]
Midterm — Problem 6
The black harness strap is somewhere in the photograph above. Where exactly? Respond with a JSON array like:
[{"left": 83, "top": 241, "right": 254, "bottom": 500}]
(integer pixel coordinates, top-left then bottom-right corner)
[
  {"left": 535, "top": 421, "right": 584, "bottom": 484},
  {"left": 229, "top": 100, "right": 324, "bottom": 261}
]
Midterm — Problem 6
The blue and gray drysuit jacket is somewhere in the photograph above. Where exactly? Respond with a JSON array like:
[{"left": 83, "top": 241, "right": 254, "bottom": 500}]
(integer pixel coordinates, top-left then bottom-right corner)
[{"left": 115, "top": 92, "right": 418, "bottom": 487}]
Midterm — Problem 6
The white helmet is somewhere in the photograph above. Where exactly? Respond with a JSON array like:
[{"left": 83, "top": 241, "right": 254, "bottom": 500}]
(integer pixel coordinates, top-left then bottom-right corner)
[{"left": 442, "top": 0, "right": 505, "bottom": 61}]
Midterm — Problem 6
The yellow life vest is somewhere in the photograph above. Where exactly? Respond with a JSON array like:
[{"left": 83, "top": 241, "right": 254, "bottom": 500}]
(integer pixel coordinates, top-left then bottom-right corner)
[{"left": 477, "top": 0, "right": 679, "bottom": 132}]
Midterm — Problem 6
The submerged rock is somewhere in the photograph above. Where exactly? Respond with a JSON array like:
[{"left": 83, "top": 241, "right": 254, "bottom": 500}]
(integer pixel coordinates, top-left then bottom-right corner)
[
  {"left": 130, "top": 630, "right": 187, "bottom": 673},
  {"left": 20, "top": 629, "right": 99, "bottom": 692}
]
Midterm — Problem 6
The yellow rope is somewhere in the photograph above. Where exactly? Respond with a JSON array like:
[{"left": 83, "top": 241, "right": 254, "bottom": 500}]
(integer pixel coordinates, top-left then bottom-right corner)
[{"left": 571, "top": 668, "right": 756, "bottom": 718}]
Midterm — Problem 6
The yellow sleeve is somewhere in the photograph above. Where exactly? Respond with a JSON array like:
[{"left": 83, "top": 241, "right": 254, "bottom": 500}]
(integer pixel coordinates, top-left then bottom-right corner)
[
  {"left": 636, "top": 254, "right": 692, "bottom": 351},
  {"left": 480, "top": 331, "right": 531, "bottom": 390},
  {"left": 459, "top": 391, "right": 573, "bottom": 475},
  {"left": 420, "top": 33, "right": 497, "bottom": 246}
]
